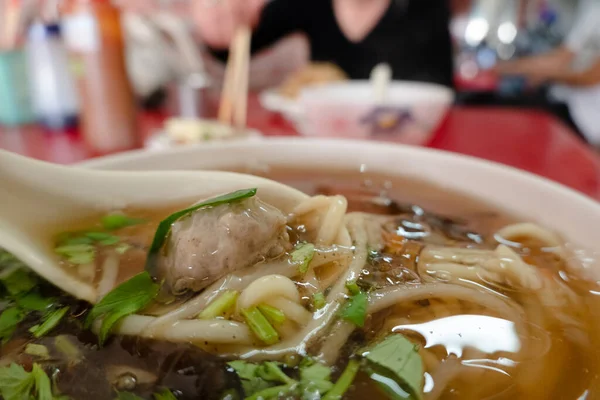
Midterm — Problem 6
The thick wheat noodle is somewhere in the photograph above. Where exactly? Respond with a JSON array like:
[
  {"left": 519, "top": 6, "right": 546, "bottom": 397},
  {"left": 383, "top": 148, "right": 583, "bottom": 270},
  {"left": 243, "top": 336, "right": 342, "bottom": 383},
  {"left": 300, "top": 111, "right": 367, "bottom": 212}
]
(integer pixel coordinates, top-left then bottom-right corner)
[
  {"left": 145, "top": 258, "right": 299, "bottom": 335},
  {"left": 495, "top": 222, "right": 562, "bottom": 248},
  {"left": 316, "top": 260, "right": 349, "bottom": 292},
  {"left": 315, "top": 196, "right": 347, "bottom": 245},
  {"left": 419, "top": 245, "right": 543, "bottom": 291},
  {"left": 111, "top": 315, "right": 254, "bottom": 344},
  {"left": 146, "top": 245, "right": 351, "bottom": 336},
  {"left": 224, "top": 214, "right": 368, "bottom": 361},
  {"left": 292, "top": 195, "right": 332, "bottom": 215},
  {"left": 267, "top": 297, "right": 312, "bottom": 326},
  {"left": 367, "top": 283, "right": 525, "bottom": 322},
  {"left": 97, "top": 253, "right": 120, "bottom": 300},
  {"left": 317, "top": 265, "right": 528, "bottom": 364},
  {"left": 316, "top": 318, "right": 356, "bottom": 365}
]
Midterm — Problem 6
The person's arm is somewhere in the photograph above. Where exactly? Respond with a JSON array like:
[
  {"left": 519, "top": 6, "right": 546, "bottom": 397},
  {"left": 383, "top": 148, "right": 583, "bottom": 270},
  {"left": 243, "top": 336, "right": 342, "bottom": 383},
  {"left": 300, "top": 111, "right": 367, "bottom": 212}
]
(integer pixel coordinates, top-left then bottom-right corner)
[
  {"left": 495, "top": 46, "right": 575, "bottom": 77},
  {"left": 539, "top": 58, "right": 600, "bottom": 86},
  {"left": 207, "top": 0, "right": 309, "bottom": 61}
]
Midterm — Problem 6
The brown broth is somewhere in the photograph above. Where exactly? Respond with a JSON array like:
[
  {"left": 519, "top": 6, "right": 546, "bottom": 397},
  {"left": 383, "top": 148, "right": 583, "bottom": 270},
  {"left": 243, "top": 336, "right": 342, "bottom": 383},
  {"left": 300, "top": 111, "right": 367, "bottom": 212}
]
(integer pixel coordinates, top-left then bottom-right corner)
[{"left": 2, "top": 168, "right": 600, "bottom": 400}]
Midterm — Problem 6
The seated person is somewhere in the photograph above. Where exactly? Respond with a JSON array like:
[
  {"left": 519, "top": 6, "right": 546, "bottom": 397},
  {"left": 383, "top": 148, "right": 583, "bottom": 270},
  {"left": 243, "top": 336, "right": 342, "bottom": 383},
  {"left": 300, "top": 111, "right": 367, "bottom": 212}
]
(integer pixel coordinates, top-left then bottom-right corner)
[
  {"left": 193, "top": 0, "right": 455, "bottom": 88},
  {"left": 497, "top": 0, "right": 600, "bottom": 145}
]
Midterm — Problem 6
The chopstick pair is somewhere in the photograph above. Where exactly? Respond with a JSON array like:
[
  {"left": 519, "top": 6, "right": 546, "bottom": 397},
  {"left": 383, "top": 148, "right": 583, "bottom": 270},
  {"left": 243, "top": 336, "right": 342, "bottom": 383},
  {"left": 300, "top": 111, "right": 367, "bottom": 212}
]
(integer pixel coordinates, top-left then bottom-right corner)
[{"left": 218, "top": 25, "right": 251, "bottom": 130}]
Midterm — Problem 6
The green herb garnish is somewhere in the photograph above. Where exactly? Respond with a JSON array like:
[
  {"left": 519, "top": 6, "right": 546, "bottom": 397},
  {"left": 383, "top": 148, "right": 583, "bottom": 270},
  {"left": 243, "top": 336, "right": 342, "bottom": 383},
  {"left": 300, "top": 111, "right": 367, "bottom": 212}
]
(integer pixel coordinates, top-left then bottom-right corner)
[
  {"left": 16, "top": 292, "right": 56, "bottom": 312},
  {"left": 198, "top": 290, "right": 239, "bottom": 319},
  {"left": 0, "top": 363, "right": 55, "bottom": 400},
  {"left": 54, "top": 244, "right": 95, "bottom": 265},
  {"left": 85, "top": 232, "right": 120, "bottom": 246},
  {"left": 362, "top": 335, "right": 424, "bottom": 400},
  {"left": 241, "top": 306, "right": 280, "bottom": 345},
  {"left": 102, "top": 214, "right": 146, "bottom": 231},
  {"left": 145, "top": 189, "right": 257, "bottom": 275},
  {"left": 340, "top": 291, "right": 368, "bottom": 328},
  {"left": 299, "top": 359, "right": 334, "bottom": 398},
  {"left": 257, "top": 304, "right": 286, "bottom": 325},
  {"left": 153, "top": 388, "right": 178, "bottom": 400},
  {"left": 0, "top": 307, "right": 24, "bottom": 344},
  {"left": 1, "top": 268, "right": 36, "bottom": 296},
  {"left": 312, "top": 292, "right": 326, "bottom": 310},
  {"left": 321, "top": 359, "right": 361, "bottom": 400},
  {"left": 86, "top": 272, "right": 159, "bottom": 344},
  {"left": 29, "top": 306, "right": 69, "bottom": 338},
  {"left": 228, "top": 357, "right": 338, "bottom": 399},
  {"left": 227, "top": 361, "right": 273, "bottom": 396},
  {"left": 292, "top": 243, "right": 315, "bottom": 275},
  {"left": 345, "top": 280, "right": 360, "bottom": 296}
]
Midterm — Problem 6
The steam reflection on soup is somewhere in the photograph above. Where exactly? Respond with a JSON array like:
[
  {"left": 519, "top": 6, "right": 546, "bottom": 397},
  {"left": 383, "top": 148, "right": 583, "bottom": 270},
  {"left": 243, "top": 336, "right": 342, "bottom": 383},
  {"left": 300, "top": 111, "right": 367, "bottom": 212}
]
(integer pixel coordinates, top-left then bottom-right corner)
[{"left": 0, "top": 169, "right": 599, "bottom": 400}]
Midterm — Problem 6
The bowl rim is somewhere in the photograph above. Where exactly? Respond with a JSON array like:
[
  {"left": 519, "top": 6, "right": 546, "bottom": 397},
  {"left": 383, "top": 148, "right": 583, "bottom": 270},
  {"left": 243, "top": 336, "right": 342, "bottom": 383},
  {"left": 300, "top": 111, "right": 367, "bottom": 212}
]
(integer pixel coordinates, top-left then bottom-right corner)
[
  {"left": 79, "top": 137, "right": 598, "bottom": 208},
  {"left": 78, "top": 138, "right": 600, "bottom": 274},
  {"left": 298, "top": 80, "right": 455, "bottom": 104}
]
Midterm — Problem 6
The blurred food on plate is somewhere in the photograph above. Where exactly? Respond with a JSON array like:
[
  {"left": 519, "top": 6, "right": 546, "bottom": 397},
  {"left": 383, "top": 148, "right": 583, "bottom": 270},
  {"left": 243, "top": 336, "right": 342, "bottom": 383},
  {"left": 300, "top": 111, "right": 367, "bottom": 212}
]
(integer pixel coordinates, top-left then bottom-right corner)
[{"left": 277, "top": 62, "right": 348, "bottom": 99}]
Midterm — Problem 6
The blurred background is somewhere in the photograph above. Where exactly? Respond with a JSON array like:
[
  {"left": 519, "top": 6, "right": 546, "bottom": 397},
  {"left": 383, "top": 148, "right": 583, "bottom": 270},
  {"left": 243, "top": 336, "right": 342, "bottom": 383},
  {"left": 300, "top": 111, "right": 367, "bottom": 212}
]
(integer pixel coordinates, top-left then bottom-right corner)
[{"left": 0, "top": 0, "right": 598, "bottom": 162}]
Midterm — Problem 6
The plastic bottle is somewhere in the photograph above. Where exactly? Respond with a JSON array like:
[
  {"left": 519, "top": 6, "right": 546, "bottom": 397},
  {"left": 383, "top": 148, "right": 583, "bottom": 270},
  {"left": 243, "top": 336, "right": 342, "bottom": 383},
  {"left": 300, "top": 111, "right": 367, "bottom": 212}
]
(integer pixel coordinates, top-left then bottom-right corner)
[
  {"left": 61, "top": 0, "right": 138, "bottom": 153},
  {"left": 26, "top": 22, "right": 79, "bottom": 130}
]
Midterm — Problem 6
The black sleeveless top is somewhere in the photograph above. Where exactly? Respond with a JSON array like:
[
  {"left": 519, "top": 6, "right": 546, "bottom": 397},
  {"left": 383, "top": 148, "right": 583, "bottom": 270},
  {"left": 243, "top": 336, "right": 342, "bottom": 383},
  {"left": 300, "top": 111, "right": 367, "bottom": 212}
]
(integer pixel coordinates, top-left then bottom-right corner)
[{"left": 210, "top": 0, "right": 454, "bottom": 88}]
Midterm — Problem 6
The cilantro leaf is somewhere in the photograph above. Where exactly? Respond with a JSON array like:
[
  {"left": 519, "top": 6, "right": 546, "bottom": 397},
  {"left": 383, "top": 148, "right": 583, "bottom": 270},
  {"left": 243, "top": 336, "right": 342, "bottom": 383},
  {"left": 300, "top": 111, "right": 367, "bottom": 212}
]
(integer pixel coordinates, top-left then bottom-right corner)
[
  {"left": 0, "top": 363, "right": 35, "bottom": 400},
  {"left": 362, "top": 335, "right": 424, "bottom": 400},
  {"left": 0, "top": 306, "right": 25, "bottom": 344},
  {"left": 86, "top": 272, "right": 159, "bottom": 344},
  {"left": 145, "top": 189, "right": 257, "bottom": 274},
  {"left": 340, "top": 291, "right": 368, "bottom": 327},
  {"left": 1, "top": 268, "right": 37, "bottom": 296},
  {"left": 292, "top": 243, "right": 315, "bottom": 275},
  {"left": 300, "top": 360, "right": 334, "bottom": 399},
  {"left": 16, "top": 292, "right": 56, "bottom": 312},
  {"left": 227, "top": 361, "right": 271, "bottom": 396},
  {"left": 0, "top": 363, "right": 56, "bottom": 400}
]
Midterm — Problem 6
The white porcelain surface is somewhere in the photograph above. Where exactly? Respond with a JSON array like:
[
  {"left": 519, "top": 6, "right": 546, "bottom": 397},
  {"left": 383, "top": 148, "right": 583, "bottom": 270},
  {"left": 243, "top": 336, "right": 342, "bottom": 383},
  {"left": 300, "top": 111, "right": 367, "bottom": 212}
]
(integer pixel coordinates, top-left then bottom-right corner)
[
  {"left": 80, "top": 138, "right": 600, "bottom": 282},
  {"left": 0, "top": 149, "right": 307, "bottom": 302}
]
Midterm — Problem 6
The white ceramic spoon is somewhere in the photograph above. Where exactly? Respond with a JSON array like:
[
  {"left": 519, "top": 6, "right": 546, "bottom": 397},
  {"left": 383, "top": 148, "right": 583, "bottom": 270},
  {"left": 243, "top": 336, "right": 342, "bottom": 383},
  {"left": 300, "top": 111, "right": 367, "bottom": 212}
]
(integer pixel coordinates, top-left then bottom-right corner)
[
  {"left": 370, "top": 63, "right": 392, "bottom": 104},
  {"left": 0, "top": 150, "right": 308, "bottom": 303}
]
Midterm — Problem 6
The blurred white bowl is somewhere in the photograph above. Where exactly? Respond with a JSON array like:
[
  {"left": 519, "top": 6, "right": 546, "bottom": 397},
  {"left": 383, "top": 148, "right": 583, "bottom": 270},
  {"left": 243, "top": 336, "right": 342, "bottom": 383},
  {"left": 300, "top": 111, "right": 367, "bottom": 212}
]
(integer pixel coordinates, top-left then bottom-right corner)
[{"left": 296, "top": 81, "right": 454, "bottom": 144}]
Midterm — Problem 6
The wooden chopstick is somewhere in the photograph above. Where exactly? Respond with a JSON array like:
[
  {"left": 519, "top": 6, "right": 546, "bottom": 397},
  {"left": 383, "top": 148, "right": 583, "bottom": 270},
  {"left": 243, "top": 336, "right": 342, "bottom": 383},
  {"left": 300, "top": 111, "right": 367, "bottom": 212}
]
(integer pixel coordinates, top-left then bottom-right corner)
[{"left": 218, "top": 25, "right": 251, "bottom": 130}]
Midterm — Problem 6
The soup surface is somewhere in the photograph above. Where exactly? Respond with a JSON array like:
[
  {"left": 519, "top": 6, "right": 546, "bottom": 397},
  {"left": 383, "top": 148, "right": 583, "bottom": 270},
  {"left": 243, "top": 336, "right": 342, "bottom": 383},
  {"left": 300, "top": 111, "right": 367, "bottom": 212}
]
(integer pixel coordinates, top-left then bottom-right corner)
[{"left": 0, "top": 168, "right": 599, "bottom": 400}]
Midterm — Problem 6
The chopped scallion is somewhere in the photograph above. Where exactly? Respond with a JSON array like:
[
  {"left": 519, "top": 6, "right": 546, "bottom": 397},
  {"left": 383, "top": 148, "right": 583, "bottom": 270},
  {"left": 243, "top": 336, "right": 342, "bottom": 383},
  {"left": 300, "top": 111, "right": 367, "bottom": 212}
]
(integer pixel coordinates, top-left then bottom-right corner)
[
  {"left": 101, "top": 214, "right": 146, "bottom": 231},
  {"left": 321, "top": 359, "right": 361, "bottom": 400},
  {"left": 292, "top": 243, "right": 315, "bottom": 275},
  {"left": 257, "top": 304, "right": 286, "bottom": 325},
  {"left": 241, "top": 307, "right": 280, "bottom": 345},
  {"left": 85, "top": 232, "right": 120, "bottom": 245},
  {"left": 30, "top": 306, "right": 69, "bottom": 338},
  {"left": 345, "top": 280, "right": 360, "bottom": 296},
  {"left": 313, "top": 293, "right": 326, "bottom": 310},
  {"left": 245, "top": 384, "right": 295, "bottom": 400},
  {"left": 198, "top": 290, "right": 239, "bottom": 319}
]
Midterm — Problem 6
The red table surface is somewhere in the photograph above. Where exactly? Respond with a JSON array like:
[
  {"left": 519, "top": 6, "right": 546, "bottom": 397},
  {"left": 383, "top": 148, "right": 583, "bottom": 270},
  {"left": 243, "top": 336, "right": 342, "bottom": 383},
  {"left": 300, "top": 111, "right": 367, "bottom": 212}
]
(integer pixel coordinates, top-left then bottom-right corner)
[{"left": 2, "top": 95, "right": 600, "bottom": 201}]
